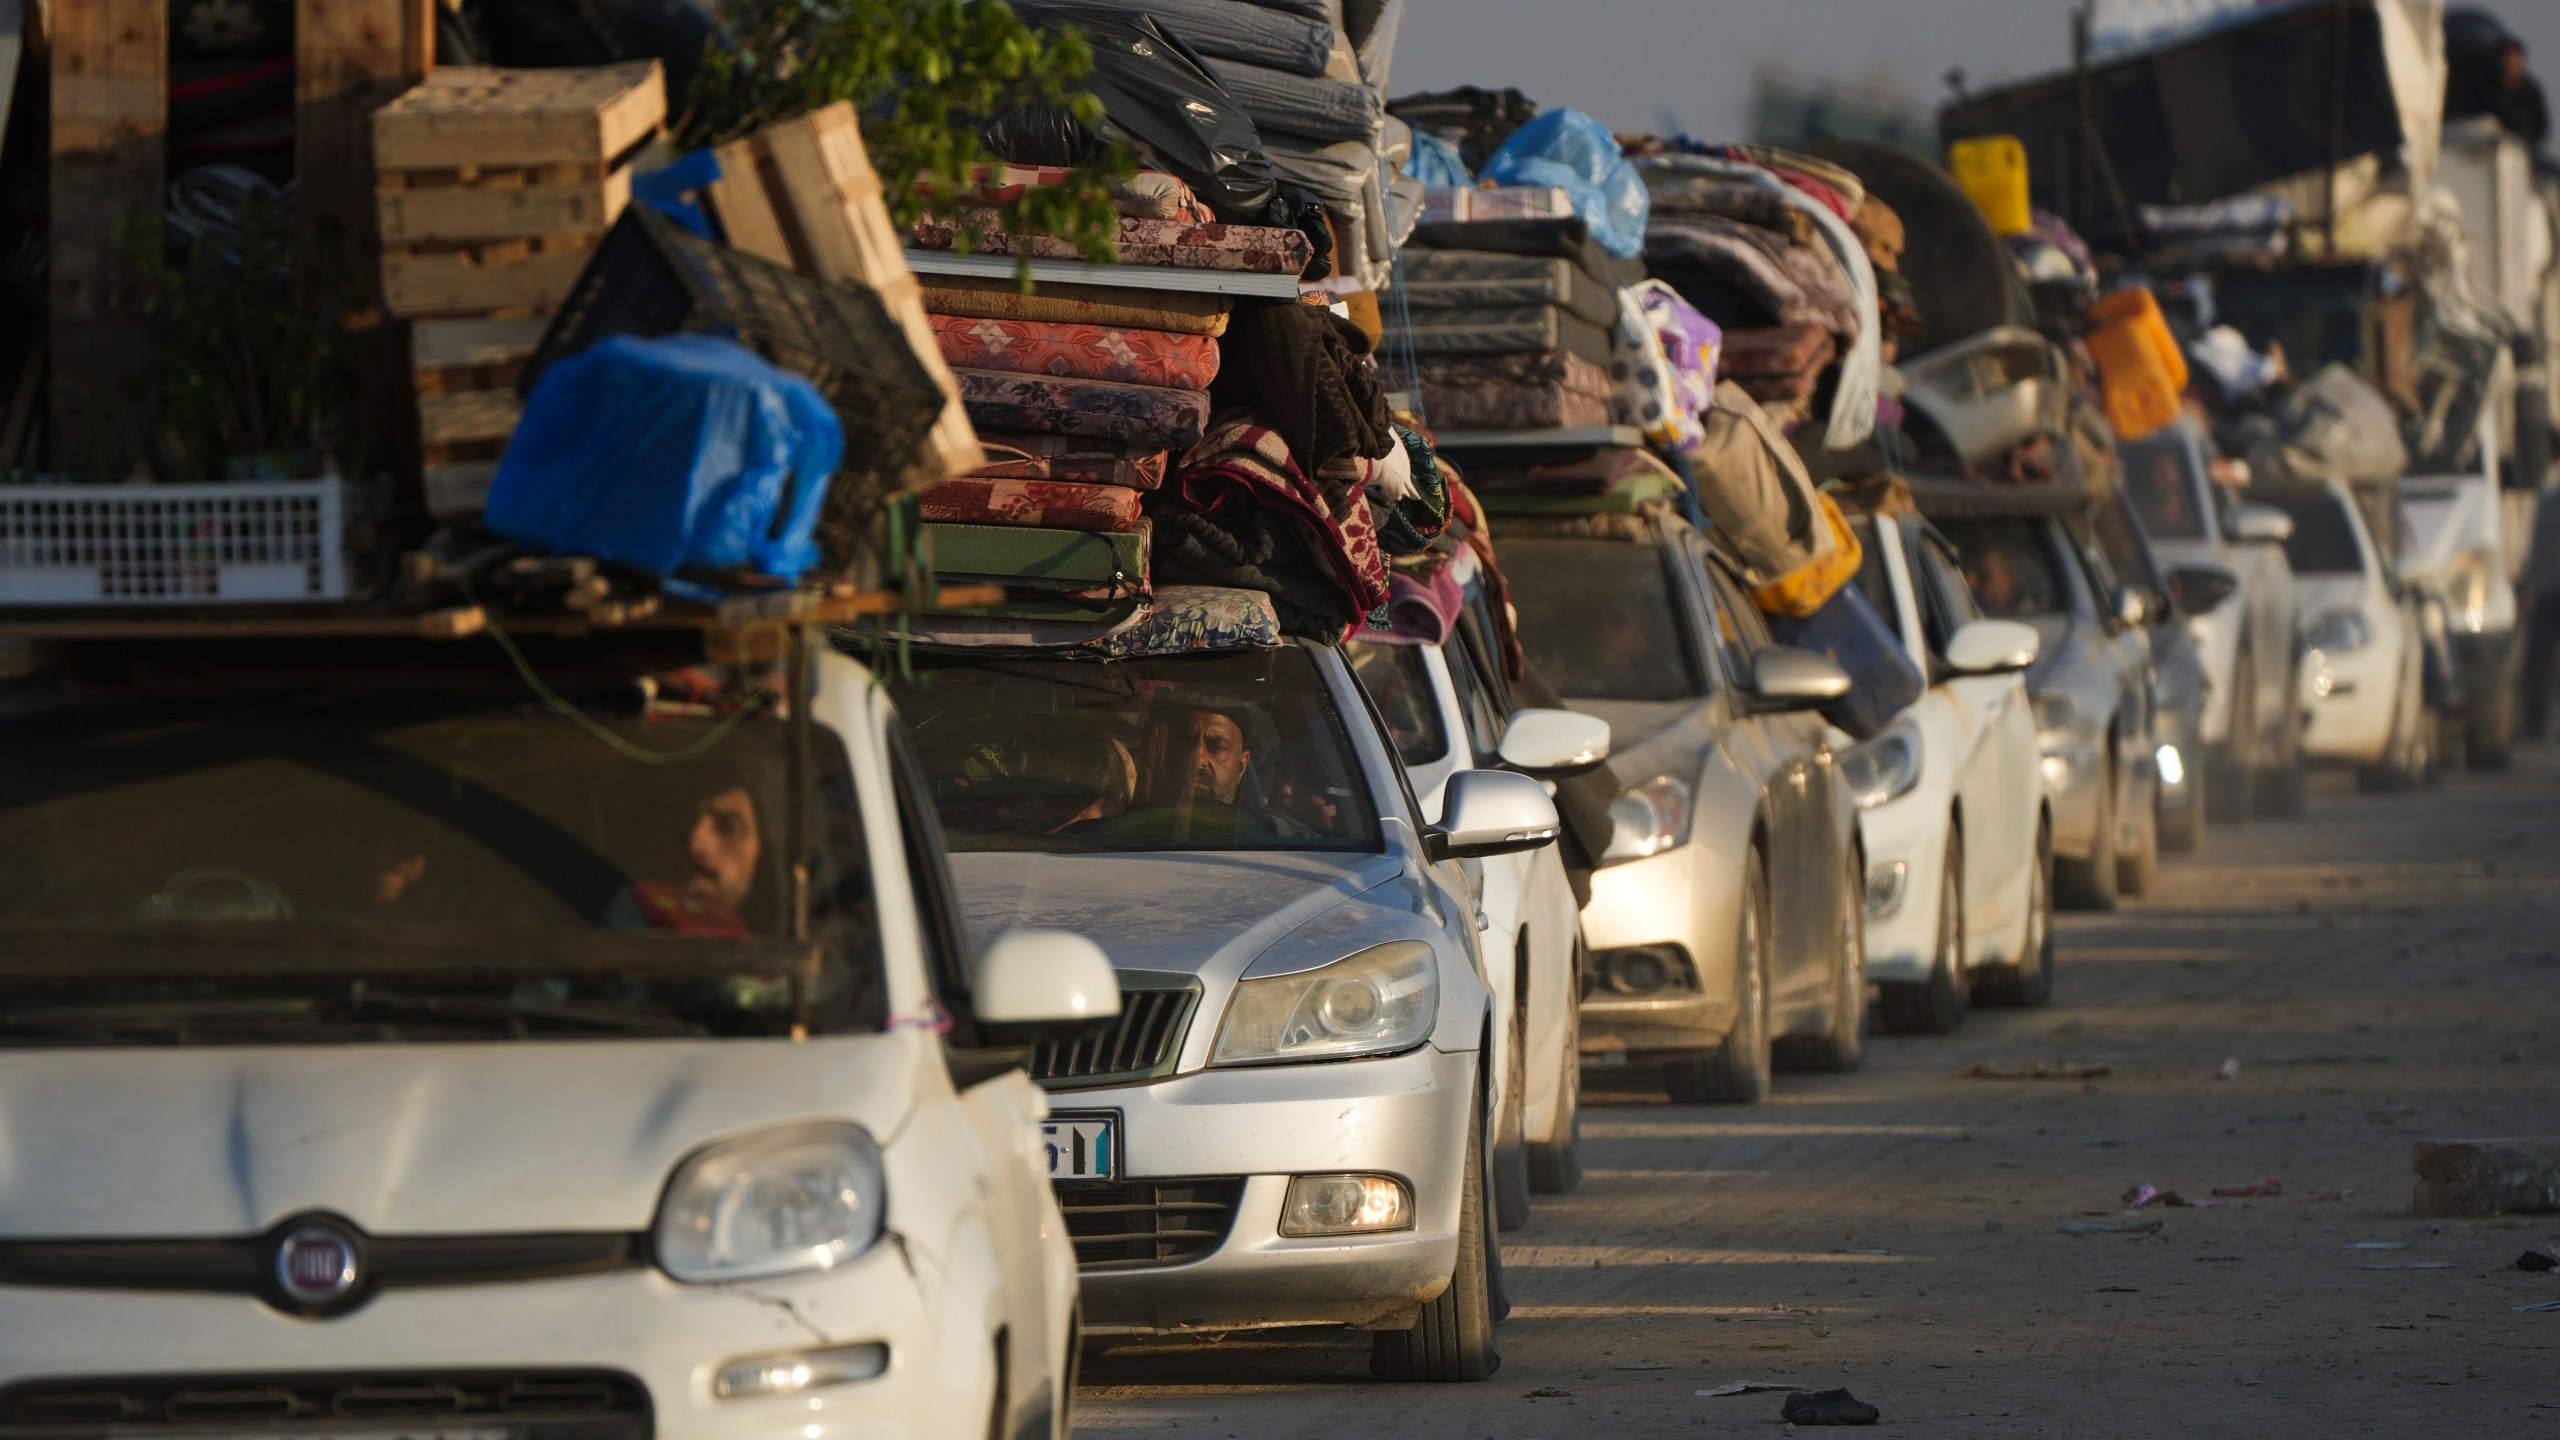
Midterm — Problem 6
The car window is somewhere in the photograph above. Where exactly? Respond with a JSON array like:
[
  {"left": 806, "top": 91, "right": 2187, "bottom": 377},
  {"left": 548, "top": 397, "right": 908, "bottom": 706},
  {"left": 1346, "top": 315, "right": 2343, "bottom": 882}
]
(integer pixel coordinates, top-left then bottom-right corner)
[
  {"left": 2121, "top": 433, "right": 2211, "bottom": 540},
  {"left": 1499, "top": 535, "right": 1706, "bottom": 701},
  {"left": 1346, "top": 642, "right": 1449, "bottom": 769},
  {"left": 1847, "top": 515, "right": 1901, "bottom": 640},
  {"left": 1916, "top": 534, "right": 1984, "bottom": 651},
  {"left": 1936, "top": 517, "right": 2069, "bottom": 618},
  {"left": 2255, "top": 486, "right": 2365, "bottom": 574},
  {"left": 890, "top": 647, "right": 1381, "bottom": 853},
  {"left": 1444, "top": 626, "right": 1509, "bottom": 760},
  {"left": 886, "top": 726, "right": 975, "bottom": 1011}
]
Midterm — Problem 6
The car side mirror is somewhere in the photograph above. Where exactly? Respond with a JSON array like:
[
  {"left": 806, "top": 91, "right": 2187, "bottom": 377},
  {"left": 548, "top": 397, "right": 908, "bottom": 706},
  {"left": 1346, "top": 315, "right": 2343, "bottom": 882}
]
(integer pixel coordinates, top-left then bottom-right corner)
[
  {"left": 1424, "top": 769, "right": 1561, "bottom": 861},
  {"left": 1944, "top": 618, "right": 2041, "bottom": 675},
  {"left": 974, "top": 929, "right": 1122, "bottom": 1039},
  {"left": 2110, "top": 585, "right": 2151, "bottom": 630},
  {"left": 1496, "top": 707, "right": 1612, "bottom": 775},
  {"left": 1747, "top": 645, "right": 1852, "bottom": 711},
  {"left": 2230, "top": 503, "right": 2294, "bottom": 545},
  {"left": 2168, "top": 563, "right": 2240, "bottom": 615}
]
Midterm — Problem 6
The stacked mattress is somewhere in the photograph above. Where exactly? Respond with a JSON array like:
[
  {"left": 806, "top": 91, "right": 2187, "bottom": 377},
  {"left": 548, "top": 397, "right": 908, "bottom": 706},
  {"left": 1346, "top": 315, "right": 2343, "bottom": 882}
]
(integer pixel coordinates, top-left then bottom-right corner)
[{"left": 1389, "top": 216, "right": 1641, "bottom": 433}]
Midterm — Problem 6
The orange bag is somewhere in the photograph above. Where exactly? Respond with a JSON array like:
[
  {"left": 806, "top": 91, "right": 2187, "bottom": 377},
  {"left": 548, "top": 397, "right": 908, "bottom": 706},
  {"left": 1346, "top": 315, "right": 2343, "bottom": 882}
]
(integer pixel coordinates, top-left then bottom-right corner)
[
  {"left": 2085, "top": 286, "right": 2188, "bottom": 442},
  {"left": 1751, "top": 494, "right": 1864, "bottom": 619}
]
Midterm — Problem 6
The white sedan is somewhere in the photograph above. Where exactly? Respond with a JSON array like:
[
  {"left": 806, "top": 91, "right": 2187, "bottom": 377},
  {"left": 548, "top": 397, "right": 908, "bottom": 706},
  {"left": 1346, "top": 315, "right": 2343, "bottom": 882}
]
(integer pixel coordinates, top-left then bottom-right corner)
[
  {"left": 2256, "top": 479, "right": 2434, "bottom": 787},
  {"left": 1842, "top": 509, "right": 2055, "bottom": 1032}
]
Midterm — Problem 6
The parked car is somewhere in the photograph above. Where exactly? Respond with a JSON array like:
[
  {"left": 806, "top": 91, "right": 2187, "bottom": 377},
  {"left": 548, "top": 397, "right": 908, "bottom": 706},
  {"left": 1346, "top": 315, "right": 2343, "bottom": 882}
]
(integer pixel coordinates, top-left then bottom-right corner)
[
  {"left": 2118, "top": 419, "right": 2307, "bottom": 820},
  {"left": 0, "top": 635, "right": 1114, "bottom": 1440},
  {"left": 888, "top": 638, "right": 1559, "bottom": 1381},
  {"left": 1496, "top": 509, "right": 1866, "bottom": 1103},
  {"left": 2091, "top": 480, "right": 2217, "bottom": 854},
  {"left": 1917, "top": 480, "right": 2163, "bottom": 911},
  {"left": 2399, "top": 420, "right": 2521, "bottom": 769},
  {"left": 1842, "top": 507, "right": 2055, "bottom": 1032},
  {"left": 2255, "top": 480, "right": 2437, "bottom": 788},
  {"left": 1348, "top": 592, "right": 1607, "bottom": 1225}
]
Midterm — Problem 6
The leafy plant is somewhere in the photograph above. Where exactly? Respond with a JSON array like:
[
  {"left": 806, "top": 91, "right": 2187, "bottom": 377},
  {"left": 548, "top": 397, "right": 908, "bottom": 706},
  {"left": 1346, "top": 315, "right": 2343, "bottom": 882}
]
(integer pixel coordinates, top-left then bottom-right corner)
[{"left": 685, "top": 0, "right": 1134, "bottom": 268}]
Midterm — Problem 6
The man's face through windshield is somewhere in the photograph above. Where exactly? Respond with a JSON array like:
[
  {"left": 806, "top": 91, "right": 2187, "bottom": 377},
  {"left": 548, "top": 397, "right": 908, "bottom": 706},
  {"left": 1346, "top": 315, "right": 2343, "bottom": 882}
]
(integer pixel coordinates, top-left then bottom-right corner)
[
  {"left": 688, "top": 787, "right": 763, "bottom": 909},
  {"left": 1152, "top": 708, "right": 1253, "bottom": 807}
]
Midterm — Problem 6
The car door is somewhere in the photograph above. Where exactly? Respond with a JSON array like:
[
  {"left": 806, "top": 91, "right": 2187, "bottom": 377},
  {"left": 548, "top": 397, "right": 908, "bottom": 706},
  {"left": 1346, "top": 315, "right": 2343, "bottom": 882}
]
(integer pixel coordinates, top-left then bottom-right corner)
[
  {"left": 2060, "top": 515, "right": 2156, "bottom": 824},
  {"left": 1912, "top": 526, "right": 2036, "bottom": 931}
]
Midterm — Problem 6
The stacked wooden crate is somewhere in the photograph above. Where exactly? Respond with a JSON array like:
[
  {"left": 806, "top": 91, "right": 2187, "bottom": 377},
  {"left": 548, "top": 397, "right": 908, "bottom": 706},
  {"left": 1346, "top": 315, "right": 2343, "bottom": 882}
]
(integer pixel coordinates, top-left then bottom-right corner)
[{"left": 371, "top": 62, "right": 666, "bottom": 515}]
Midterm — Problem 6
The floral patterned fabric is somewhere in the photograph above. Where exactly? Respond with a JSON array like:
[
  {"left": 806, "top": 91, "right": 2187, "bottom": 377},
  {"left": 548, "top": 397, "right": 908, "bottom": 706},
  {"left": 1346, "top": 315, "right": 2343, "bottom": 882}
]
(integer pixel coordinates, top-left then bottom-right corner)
[
  {"left": 935, "top": 164, "right": 1213, "bottom": 222},
  {"left": 920, "top": 476, "right": 1146, "bottom": 533},
  {"left": 1416, "top": 350, "right": 1613, "bottom": 431},
  {"left": 901, "top": 585, "right": 1281, "bottom": 656},
  {"left": 912, "top": 213, "right": 1315, "bottom": 276},
  {"left": 1148, "top": 413, "right": 1390, "bottom": 641},
  {"left": 955, "top": 370, "right": 1211, "bottom": 451},
  {"left": 929, "top": 313, "right": 1222, "bottom": 390},
  {"left": 920, "top": 275, "right": 1231, "bottom": 336},
  {"left": 1719, "top": 324, "right": 1836, "bottom": 402},
  {"left": 971, "top": 431, "right": 1168, "bottom": 490}
]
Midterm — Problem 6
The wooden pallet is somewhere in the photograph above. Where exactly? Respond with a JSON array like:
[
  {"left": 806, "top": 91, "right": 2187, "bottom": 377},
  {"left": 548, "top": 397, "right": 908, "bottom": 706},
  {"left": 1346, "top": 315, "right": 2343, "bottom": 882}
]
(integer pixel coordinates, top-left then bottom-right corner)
[
  {"left": 378, "top": 163, "right": 634, "bottom": 246},
  {"left": 697, "top": 102, "right": 981, "bottom": 487},
  {"left": 410, "top": 315, "right": 546, "bottom": 517},
  {"left": 370, "top": 63, "right": 665, "bottom": 171}
]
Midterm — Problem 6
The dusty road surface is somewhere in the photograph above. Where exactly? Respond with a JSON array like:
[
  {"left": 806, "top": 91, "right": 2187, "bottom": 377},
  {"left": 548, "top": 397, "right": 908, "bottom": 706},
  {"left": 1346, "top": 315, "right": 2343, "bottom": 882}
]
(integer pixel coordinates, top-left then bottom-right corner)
[{"left": 1074, "top": 751, "right": 2560, "bottom": 1437}]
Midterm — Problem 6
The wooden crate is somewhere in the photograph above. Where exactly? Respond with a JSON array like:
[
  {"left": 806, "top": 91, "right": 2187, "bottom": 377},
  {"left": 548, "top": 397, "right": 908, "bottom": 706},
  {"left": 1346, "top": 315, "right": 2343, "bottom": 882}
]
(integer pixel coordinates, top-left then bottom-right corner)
[
  {"left": 377, "top": 162, "right": 634, "bottom": 246},
  {"left": 411, "top": 315, "right": 546, "bottom": 518},
  {"left": 370, "top": 63, "right": 665, "bottom": 172},
  {"left": 381, "top": 238, "right": 597, "bottom": 317},
  {"left": 698, "top": 102, "right": 981, "bottom": 486}
]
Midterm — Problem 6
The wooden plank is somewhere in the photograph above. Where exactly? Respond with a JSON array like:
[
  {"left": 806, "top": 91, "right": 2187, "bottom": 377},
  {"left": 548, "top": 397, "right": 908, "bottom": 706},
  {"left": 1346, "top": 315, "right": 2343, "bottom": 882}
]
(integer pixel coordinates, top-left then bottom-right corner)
[
  {"left": 372, "top": 63, "right": 665, "bottom": 172},
  {"left": 47, "top": 0, "right": 163, "bottom": 477},
  {"left": 416, "top": 388, "right": 520, "bottom": 446},
  {"left": 705, "top": 139, "right": 794, "bottom": 266},
  {"left": 411, "top": 316, "right": 550, "bottom": 370},
  {"left": 382, "top": 244, "right": 592, "bottom": 316},
  {"left": 376, "top": 166, "right": 629, "bottom": 244},
  {"left": 298, "top": 0, "right": 433, "bottom": 297}
]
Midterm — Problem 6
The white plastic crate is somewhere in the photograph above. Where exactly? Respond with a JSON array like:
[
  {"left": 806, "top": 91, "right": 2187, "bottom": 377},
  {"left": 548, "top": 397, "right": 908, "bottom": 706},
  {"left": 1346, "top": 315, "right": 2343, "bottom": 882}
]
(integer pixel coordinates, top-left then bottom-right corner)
[{"left": 0, "top": 478, "right": 349, "bottom": 605}]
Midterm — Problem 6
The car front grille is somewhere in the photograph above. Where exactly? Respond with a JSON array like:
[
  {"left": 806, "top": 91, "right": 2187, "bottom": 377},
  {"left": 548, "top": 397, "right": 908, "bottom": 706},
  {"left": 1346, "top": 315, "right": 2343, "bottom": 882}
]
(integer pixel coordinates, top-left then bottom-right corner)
[
  {"left": 1032, "top": 979, "right": 1197, "bottom": 1087},
  {"left": 1055, "top": 1178, "right": 1243, "bottom": 1273},
  {"left": 0, "top": 1371, "right": 649, "bottom": 1440}
]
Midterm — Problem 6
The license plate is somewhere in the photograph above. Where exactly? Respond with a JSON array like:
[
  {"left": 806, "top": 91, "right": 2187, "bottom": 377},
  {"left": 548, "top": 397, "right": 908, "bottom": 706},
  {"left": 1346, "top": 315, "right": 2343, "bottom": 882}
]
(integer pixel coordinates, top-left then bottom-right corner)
[{"left": 1042, "top": 1112, "right": 1120, "bottom": 1182}]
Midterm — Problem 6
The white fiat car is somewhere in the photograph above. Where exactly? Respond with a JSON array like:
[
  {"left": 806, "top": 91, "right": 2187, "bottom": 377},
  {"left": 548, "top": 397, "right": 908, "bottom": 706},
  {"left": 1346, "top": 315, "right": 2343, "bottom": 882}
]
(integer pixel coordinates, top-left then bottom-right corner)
[
  {"left": 1842, "top": 509, "right": 2054, "bottom": 1032},
  {"left": 2256, "top": 480, "right": 2436, "bottom": 787},
  {"left": 0, "top": 633, "right": 1116, "bottom": 1440}
]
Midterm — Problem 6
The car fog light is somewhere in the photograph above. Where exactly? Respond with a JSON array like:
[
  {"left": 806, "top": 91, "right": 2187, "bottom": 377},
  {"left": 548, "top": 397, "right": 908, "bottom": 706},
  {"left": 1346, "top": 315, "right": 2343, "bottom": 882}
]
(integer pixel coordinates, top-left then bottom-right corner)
[
  {"left": 1864, "top": 861, "right": 1908, "bottom": 919},
  {"left": 2155, "top": 744, "right": 2185, "bottom": 790},
  {"left": 1596, "top": 945, "right": 1691, "bottom": 996},
  {"left": 1279, "top": 1174, "right": 1414, "bottom": 1237},
  {"left": 713, "top": 1343, "right": 890, "bottom": 1399}
]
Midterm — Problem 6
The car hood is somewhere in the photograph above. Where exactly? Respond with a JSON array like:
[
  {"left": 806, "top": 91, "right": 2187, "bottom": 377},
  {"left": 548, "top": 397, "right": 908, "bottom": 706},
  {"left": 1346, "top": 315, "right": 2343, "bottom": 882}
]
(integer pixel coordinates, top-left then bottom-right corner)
[
  {"left": 2398, "top": 476, "right": 2489, "bottom": 578},
  {"left": 0, "top": 1033, "right": 926, "bottom": 1237},
  {"left": 949, "top": 849, "right": 1409, "bottom": 980},
  {"left": 1563, "top": 697, "right": 1714, "bottom": 792}
]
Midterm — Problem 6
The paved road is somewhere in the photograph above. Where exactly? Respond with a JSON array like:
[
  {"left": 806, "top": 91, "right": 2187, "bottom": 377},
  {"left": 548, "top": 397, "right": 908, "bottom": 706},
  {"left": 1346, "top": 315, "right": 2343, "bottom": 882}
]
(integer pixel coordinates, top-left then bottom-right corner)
[{"left": 1074, "top": 751, "right": 2560, "bottom": 1437}]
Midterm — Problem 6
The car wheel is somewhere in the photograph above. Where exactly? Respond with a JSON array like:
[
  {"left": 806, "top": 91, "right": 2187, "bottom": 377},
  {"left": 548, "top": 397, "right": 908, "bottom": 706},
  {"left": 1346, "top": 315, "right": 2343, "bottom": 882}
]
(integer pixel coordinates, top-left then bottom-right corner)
[
  {"left": 1370, "top": 1088, "right": 1501, "bottom": 1382},
  {"left": 1976, "top": 818, "right": 2056, "bottom": 1007},
  {"left": 1880, "top": 829, "right": 1967, "bottom": 1034},
  {"left": 2256, "top": 694, "right": 2309, "bottom": 817},
  {"left": 2357, "top": 680, "right": 2423, "bottom": 792},
  {"left": 1492, "top": 1003, "right": 1532, "bottom": 1233},
  {"left": 1783, "top": 849, "right": 1869, "bottom": 1070},
  {"left": 2115, "top": 760, "right": 2160, "bottom": 897},
  {"left": 1665, "top": 848, "right": 1772, "bottom": 1105},
  {"left": 1527, "top": 941, "right": 1584, "bottom": 1195},
  {"left": 2206, "top": 654, "right": 2256, "bottom": 824},
  {"left": 2054, "top": 756, "right": 2121, "bottom": 911}
]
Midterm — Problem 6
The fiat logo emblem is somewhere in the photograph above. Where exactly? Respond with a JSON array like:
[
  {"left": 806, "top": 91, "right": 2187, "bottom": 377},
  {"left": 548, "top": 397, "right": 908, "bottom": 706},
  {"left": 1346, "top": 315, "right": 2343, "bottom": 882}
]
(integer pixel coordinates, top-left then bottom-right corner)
[{"left": 275, "top": 1224, "right": 359, "bottom": 1305}]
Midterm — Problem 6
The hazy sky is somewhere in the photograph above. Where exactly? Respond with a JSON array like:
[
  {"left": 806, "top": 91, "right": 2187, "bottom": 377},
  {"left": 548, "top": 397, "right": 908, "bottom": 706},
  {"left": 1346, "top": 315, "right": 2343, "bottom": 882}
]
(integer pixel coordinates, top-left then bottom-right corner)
[{"left": 1389, "top": 1, "right": 2560, "bottom": 143}]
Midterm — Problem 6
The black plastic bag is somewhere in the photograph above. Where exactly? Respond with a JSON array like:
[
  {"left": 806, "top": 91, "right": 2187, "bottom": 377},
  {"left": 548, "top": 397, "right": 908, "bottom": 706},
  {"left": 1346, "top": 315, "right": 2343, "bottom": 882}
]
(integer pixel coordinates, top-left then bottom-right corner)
[{"left": 988, "top": 2, "right": 1281, "bottom": 224}]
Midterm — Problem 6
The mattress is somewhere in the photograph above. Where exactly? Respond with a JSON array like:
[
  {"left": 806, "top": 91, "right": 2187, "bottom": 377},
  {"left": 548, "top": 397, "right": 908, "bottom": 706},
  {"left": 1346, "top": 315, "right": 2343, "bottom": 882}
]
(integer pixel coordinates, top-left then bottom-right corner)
[
  {"left": 930, "top": 312, "right": 1222, "bottom": 390},
  {"left": 1216, "top": 59, "right": 1383, "bottom": 146},
  {"left": 922, "top": 274, "right": 1230, "bottom": 337},
  {"left": 970, "top": 431, "right": 1169, "bottom": 490},
  {"left": 954, "top": 370, "right": 1211, "bottom": 451},
  {"left": 1417, "top": 378, "right": 1612, "bottom": 431},
  {"left": 1390, "top": 249, "right": 1618, "bottom": 327},
  {"left": 1395, "top": 304, "right": 1617, "bottom": 367},
  {"left": 922, "top": 520, "right": 1153, "bottom": 591},
  {"left": 1087, "top": 0, "right": 1335, "bottom": 75},
  {"left": 1404, "top": 217, "right": 1645, "bottom": 290},
  {"left": 919, "top": 476, "right": 1148, "bottom": 533},
  {"left": 912, "top": 214, "right": 1315, "bottom": 276}
]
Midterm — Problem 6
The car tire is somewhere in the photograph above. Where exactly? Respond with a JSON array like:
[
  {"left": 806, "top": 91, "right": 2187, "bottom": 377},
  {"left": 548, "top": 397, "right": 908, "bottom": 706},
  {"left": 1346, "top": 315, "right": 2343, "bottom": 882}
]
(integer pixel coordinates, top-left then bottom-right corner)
[
  {"left": 2054, "top": 756, "right": 2121, "bottom": 911},
  {"left": 2358, "top": 681, "right": 2424, "bottom": 792},
  {"left": 2256, "top": 697, "right": 2309, "bottom": 817},
  {"left": 2206, "top": 654, "right": 2256, "bottom": 825},
  {"left": 1370, "top": 1089, "right": 1501, "bottom": 1383},
  {"left": 1492, "top": 1005, "right": 1532, "bottom": 1233},
  {"left": 1976, "top": 818, "right": 2056, "bottom": 1007},
  {"left": 1783, "top": 850, "right": 1868, "bottom": 1071},
  {"left": 1527, "top": 942, "right": 1584, "bottom": 1195},
  {"left": 1879, "top": 830, "right": 1967, "bottom": 1035},
  {"left": 1665, "top": 848, "right": 1772, "bottom": 1105},
  {"left": 2116, "top": 761, "right": 2160, "bottom": 897}
]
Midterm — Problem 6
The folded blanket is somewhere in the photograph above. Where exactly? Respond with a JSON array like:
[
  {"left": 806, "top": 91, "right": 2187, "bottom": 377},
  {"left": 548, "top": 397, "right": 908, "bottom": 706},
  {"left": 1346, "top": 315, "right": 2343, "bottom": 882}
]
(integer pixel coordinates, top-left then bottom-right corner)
[
  {"left": 912, "top": 213, "right": 1315, "bottom": 276},
  {"left": 920, "top": 476, "right": 1147, "bottom": 533},
  {"left": 921, "top": 274, "right": 1230, "bottom": 337},
  {"left": 1149, "top": 413, "right": 1389, "bottom": 641},
  {"left": 1643, "top": 179, "right": 1817, "bottom": 247},
  {"left": 1420, "top": 377, "right": 1611, "bottom": 432},
  {"left": 939, "top": 164, "right": 1212, "bottom": 222},
  {"left": 1392, "top": 249, "right": 1618, "bottom": 327},
  {"left": 1090, "top": 0, "right": 1335, "bottom": 75},
  {"left": 1645, "top": 214, "right": 1857, "bottom": 335},
  {"left": 1218, "top": 301, "right": 1396, "bottom": 476},
  {"left": 1217, "top": 60, "right": 1383, "bottom": 145},
  {"left": 1719, "top": 323, "right": 1835, "bottom": 378},
  {"left": 931, "top": 312, "right": 1222, "bottom": 389},
  {"left": 1397, "top": 304, "right": 1616, "bottom": 367},
  {"left": 1404, "top": 217, "right": 1645, "bottom": 290},
  {"left": 972, "top": 431, "right": 1169, "bottom": 489},
  {"left": 956, "top": 370, "right": 1211, "bottom": 451}
]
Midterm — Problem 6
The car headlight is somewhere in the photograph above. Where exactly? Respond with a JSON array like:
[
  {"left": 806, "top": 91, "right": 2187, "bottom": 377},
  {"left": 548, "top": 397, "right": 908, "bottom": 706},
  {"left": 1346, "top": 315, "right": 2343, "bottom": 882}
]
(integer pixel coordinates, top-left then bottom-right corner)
[
  {"left": 656, "top": 1123, "right": 886, "bottom": 1283},
  {"left": 2303, "top": 609, "right": 2371, "bottom": 656},
  {"left": 1839, "top": 725, "right": 1923, "bottom": 809},
  {"left": 1601, "top": 773, "right": 1693, "bottom": 864},
  {"left": 2031, "top": 691, "right": 2076, "bottom": 737},
  {"left": 1211, "top": 940, "right": 1438, "bottom": 1066}
]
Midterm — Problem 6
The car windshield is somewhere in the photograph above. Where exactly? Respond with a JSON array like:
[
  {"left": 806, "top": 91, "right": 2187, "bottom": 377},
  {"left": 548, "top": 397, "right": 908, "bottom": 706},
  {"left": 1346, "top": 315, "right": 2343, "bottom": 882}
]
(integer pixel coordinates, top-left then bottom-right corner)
[
  {"left": 1346, "top": 642, "right": 1448, "bottom": 768},
  {"left": 1498, "top": 535, "right": 1704, "bottom": 702},
  {"left": 888, "top": 647, "right": 1380, "bottom": 854},
  {"left": 1936, "top": 518, "right": 2070, "bottom": 618},
  {"left": 2121, "top": 434, "right": 2211, "bottom": 540},
  {"left": 0, "top": 638, "right": 880, "bottom": 1044},
  {"left": 2257, "top": 487, "right": 2365, "bottom": 574}
]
